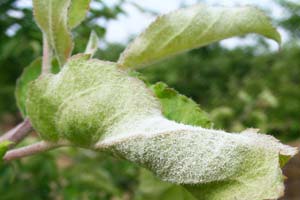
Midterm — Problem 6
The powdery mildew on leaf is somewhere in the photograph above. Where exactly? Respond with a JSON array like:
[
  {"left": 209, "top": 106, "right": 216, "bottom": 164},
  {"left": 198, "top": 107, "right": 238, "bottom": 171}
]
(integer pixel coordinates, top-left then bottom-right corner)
[
  {"left": 118, "top": 5, "right": 281, "bottom": 68},
  {"left": 27, "top": 55, "right": 161, "bottom": 144},
  {"left": 106, "top": 122, "right": 295, "bottom": 199},
  {"left": 26, "top": 55, "right": 297, "bottom": 200}
]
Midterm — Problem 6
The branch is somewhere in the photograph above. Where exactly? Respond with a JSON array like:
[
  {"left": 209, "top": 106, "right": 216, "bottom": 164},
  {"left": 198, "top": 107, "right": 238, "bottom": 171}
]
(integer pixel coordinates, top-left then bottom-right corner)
[
  {"left": 42, "top": 34, "right": 52, "bottom": 74},
  {"left": 0, "top": 118, "right": 33, "bottom": 146},
  {"left": 3, "top": 141, "right": 67, "bottom": 161}
]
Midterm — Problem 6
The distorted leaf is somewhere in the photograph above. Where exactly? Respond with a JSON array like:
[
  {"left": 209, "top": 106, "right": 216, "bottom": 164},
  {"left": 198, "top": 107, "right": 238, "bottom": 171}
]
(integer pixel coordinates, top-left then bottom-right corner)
[
  {"left": 68, "top": 0, "right": 91, "bottom": 29},
  {"left": 85, "top": 30, "right": 99, "bottom": 57},
  {"left": 33, "top": 0, "right": 73, "bottom": 65},
  {"left": 26, "top": 55, "right": 297, "bottom": 200},
  {"left": 118, "top": 5, "right": 281, "bottom": 68},
  {"left": 15, "top": 58, "right": 60, "bottom": 117}
]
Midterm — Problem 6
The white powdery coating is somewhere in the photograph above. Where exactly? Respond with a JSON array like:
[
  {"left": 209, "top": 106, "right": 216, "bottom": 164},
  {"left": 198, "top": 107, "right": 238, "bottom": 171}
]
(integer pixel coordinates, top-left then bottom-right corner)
[
  {"left": 96, "top": 115, "right": 297, "bottom": 200},
  {"left": 96, "top": 115, "right": 297, "bottom": 185},
  {"left": 27, "top": 54, "right": 162, "bottom": 144}
]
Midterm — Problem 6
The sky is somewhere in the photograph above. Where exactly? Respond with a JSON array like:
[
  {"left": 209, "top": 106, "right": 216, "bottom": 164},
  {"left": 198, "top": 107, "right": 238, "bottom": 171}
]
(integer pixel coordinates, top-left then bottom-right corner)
[{"left": 16, "top": 0, "right": 290, "bottom": 49}]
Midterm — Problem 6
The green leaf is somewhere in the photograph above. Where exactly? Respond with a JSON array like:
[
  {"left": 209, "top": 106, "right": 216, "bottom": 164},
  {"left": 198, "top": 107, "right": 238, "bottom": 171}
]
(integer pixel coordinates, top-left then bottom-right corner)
[
  {"left": 150, "top": 82, "right": 212, "bottom": 128},
  {"left": 84, "top": 31, "right": 99, "bottom": 57},
  {"left": 15, "top": 58, "right": 60, "bottom": 117},
  {"left": 279, "top": 154, "right": 293, "bottom": 168},
  {"left": 33, "top": 0, "right": 73, "bottom": 65},
  {"left": 0, "top": 141, "right": 12, "bottom": 162},
  {"left": 68, "top": 0, "right": 91, "bottom": 29},
  {"left": 118, "top": 5, "right": 281, "bottom": 68},
  {"left": 26, "top": 55, "right": 297, "bottom": 200}
]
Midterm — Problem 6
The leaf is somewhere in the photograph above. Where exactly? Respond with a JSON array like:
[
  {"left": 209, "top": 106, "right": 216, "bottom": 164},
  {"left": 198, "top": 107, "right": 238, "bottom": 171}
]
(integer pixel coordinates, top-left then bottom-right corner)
[
  {"left": 26, "top": 55, "right": 297, "bottom": 200},
  {"left": 68, "top": 0, "right": 91, "bottom": 29},
  {"left": 0, "top": 141, "right": 12, "bottom": 162},
  {"left": 15, "top": 58, "right": 60, "bottom": 117},
  {"left": 118, "top": 5, "right": 281, "bottom": 68},
  {"left": 150, "top": 82, "right": 212, "bottom": 128},
  {"left": 33, "top": 0, "right": 73, "bottom": 65},
  {"left": 279, "top": 154, "right": 293, "bottom": 168},
  {"left": 84, "top": 31, "right": 99, "bottom": 57}
]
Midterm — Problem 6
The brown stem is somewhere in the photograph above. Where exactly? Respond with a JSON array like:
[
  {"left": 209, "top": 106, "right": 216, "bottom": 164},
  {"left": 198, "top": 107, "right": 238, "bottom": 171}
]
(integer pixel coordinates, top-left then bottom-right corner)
[
  {"left": 3, "top": 141, "right": 66, "bottom": 161},
  {"left": 0, "top": 118, "right": 33, "bottom": 146}
]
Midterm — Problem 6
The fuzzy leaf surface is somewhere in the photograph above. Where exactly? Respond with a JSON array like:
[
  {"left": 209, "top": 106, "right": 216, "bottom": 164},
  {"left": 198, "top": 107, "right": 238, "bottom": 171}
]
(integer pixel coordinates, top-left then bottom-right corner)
[
  {"left": 33, "top": 0, "right": 73, "bottom": 65},
  {"left": 15, "top": 58, "right": 60, "bottom": 117},
  {"left": 135, "top": 81, "right": 214, "bottom": 200},
  {"left": 26, "top": 55, "right": 297, "bottom": 200},
  {"left": 118, "top": 5, "right": 281, "bottom": 68}
]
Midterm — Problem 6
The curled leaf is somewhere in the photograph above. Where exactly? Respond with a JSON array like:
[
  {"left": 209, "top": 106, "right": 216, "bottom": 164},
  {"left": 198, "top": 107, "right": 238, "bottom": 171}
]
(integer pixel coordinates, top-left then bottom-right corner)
[
  {"left": 26, "top": 55, "right": 297, "bottom": 200},
  {"left": 118, "top": 4, "right": 281, "bottom": 68}
]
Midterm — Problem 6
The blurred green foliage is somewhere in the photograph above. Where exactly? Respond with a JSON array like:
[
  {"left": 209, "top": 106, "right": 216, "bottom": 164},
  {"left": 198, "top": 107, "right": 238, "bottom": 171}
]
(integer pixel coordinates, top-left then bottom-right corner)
[
  {"left": 141, "top": 43, "right": 300, "bottom": 142},
  {"left": 0, "top": 146, "right": 139, "bottom": 200},
  {"left": 0, "top": 0, "right": 299, "bottom": 199}
]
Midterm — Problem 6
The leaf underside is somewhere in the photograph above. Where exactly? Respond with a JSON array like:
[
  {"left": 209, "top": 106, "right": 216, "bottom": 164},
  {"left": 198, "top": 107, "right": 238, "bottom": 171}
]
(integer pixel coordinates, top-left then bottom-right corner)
[
  {"left": 118, "top": 4, "right": 281, "bottom": 68},
  {"left": 26, "top": 55, "right": 297, "bottom": 200}
]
